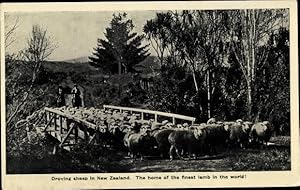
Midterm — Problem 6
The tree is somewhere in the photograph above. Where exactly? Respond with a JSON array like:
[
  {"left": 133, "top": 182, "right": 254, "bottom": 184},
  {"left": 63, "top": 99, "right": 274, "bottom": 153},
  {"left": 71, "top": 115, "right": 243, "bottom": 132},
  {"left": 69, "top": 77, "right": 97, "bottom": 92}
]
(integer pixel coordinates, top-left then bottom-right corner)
[
  {"left": 226, "top": 9, "right": 288, "bottom": 119},
  {"left": 6, "top": 24, "right": 57, "bottom": 127},
  {"left": 146, "top": 10, "right": 229, "bottom": 118},
  {"left": 89, "top": 13, "right": 150, "bottom": 75},
  {"left": 143, "top": 12, "right": 173, "bottom": 66},
  {"left": 5, "top": 15, "right": 20, "bottom": 49},
  {"left": 255, "top": 27, "right": 289, "bottom": 133},
  {"left": 181, "top": 10, "right": 229, "bottom": 119}
]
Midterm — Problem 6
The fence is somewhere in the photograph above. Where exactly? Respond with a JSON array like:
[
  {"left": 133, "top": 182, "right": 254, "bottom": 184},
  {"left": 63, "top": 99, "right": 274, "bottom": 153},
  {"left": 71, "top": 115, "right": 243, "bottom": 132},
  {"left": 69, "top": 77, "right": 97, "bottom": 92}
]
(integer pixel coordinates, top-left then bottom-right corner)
[{"left": 103, "top": 105, "right": 196, "bottom": 124}]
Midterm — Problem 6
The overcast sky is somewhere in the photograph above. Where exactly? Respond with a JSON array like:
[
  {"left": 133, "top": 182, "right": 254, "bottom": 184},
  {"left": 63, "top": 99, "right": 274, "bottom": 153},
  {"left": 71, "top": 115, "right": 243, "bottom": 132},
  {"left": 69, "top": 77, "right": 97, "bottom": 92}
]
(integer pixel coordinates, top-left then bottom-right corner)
[{"left": 5, "top": 11, "right": 158, "bottom": 61}]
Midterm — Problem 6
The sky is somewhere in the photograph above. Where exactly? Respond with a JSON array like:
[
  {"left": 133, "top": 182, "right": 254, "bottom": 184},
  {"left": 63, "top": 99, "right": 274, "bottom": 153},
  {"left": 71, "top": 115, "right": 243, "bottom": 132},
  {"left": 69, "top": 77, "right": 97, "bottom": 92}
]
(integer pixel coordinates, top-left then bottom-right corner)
[{"left": 5, "top": 11, "right": 158, "bottom": 61}]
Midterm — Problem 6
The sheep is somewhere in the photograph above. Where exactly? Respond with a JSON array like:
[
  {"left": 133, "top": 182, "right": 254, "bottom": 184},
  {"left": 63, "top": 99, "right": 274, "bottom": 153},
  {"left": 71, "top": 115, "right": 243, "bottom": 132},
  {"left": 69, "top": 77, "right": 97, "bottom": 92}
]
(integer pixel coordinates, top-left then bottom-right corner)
[{"left": 168, "top": 127, "right": 207, "bottom": 160}]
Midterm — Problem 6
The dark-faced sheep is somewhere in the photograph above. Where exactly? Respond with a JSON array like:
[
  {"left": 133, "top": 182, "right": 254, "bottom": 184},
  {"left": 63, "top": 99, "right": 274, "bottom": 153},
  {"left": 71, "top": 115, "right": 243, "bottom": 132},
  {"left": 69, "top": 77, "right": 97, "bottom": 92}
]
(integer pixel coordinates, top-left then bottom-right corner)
[
  {"left": 126, "top": 130, "right": 156, "bottom": 160},
  {"left": 168, "top": 127, "right": 207, "bottom": 160},
  {"left": 224, "top": 120, "right": 252, "bottom": 149},
  {"left": 201, "top": 123, "right": 229, "bottom": 154},
  {"left": 152, "top": 129, "right": 176, "bottom": 158}
]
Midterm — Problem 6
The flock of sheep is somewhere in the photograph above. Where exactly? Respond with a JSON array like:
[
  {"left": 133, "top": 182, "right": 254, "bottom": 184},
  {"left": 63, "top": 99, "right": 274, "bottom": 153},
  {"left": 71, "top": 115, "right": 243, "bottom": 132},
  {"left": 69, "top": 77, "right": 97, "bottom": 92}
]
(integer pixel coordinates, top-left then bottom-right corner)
[{"left": 55, "top": 106, "right": 274, "bottom": 160}]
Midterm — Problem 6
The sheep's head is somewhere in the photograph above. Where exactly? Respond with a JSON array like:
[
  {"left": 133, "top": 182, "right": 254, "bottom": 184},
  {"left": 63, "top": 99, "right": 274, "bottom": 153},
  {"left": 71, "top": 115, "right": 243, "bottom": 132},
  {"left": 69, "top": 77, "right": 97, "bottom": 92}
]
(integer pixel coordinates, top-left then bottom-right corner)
[
  {"left": 242, "top": 121, "right": 253, "bottom": 134},
  {"left": 194, "top": 127, "right": 207, "bottom": 141},
  {"left": 207, "top": 118, "right": 216, "bottom": 124},
  {"left": 182, "top": 123, "right": 189, "bottom": 129},
  {"left": 236, "top": 119, "right": 243, "bottom": 124},
  {"left": 99, "top": 125, "right": 107, "bottom": 133},
  {"left": 263, "top": 121, "right": 273, "bottom": 131}
]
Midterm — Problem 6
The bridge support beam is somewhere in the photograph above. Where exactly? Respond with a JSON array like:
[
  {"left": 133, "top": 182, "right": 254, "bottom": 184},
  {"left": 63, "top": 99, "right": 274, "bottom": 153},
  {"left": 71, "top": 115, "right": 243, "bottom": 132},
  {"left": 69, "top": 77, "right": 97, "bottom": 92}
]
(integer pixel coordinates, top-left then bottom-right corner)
[{"left": 59, "top": 122, "right": 76, "bottom": 148}]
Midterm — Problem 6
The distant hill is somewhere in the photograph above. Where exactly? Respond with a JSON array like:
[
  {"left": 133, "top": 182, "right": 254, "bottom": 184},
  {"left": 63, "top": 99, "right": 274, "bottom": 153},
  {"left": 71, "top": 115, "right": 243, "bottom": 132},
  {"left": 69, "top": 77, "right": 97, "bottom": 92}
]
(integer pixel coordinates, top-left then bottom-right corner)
[
  {"left": 63, "top": 56, "right": 90, "bottom": 63},
  {"left": 61, "top": 55, "right": 161, "bottom": 76},
  {"left": 45, "top": 60, "right": 99, "bottom": 73}
]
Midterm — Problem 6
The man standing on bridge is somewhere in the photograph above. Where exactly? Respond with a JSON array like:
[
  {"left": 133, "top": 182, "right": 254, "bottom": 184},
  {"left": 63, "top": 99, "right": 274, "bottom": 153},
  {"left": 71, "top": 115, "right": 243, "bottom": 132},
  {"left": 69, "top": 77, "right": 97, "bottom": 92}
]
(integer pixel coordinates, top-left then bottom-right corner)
[
  {"left": 56, "top": 85, "right": 65, "bottom": 107},
  {"left": 71, "top": 84, "right": 82, "bottom": 108}
]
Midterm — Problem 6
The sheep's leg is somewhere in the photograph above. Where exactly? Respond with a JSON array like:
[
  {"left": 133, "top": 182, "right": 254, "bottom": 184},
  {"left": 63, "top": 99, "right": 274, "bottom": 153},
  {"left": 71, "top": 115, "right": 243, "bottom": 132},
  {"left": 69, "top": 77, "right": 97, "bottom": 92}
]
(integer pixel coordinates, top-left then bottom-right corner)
[
  {"left": 175, "top": 147, "right": 183, "bottom": 159},
  {"left": 187, "top": 145, "right": 193, "bottom": 160},
  {"left": 181, "top": 149, "right": 185, "bottom": 157},
  {"left": 158, "top": 144, "right": 165, "bottom": 159},
  {"left": 169, "top": 145, "right": 175, "bottom": 160}
]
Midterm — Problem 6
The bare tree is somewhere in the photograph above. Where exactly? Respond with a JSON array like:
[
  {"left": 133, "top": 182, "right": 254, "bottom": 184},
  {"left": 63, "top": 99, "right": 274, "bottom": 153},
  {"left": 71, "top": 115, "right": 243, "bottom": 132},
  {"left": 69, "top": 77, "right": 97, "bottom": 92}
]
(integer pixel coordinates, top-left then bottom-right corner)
[
  {"left": 7, "top": 24, "right": 58, "bottom": 127},
  {"left": 5, "top": 15, "right": 20, "bottom": 49}
]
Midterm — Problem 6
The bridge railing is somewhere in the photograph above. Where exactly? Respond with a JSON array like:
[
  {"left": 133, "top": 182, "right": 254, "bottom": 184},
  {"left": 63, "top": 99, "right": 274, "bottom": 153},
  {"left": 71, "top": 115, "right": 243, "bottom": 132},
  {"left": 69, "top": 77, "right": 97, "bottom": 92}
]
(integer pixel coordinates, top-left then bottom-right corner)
[
  {"left": 103, "top": 105, "right": 195, "bottom": 124},
  {"left": 44, "top": 107, "right": 96, "bottom": 129}
]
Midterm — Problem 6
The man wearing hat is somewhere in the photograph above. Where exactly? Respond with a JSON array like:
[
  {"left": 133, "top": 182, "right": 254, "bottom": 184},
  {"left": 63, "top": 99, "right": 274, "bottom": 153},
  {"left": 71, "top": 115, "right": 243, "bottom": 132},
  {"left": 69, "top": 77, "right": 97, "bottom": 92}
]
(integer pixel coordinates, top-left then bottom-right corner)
[
  {"left": 56, "top": 85, "right": 65, "bottom": 107},
  {"left": 71, "top": 84, "right": 82, "bottom": 108}
]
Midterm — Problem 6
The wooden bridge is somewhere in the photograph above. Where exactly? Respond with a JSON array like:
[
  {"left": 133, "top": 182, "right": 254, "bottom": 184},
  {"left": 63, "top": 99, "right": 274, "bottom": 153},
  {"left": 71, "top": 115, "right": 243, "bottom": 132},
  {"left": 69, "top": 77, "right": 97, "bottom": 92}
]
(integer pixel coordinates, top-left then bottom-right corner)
[{"left": 42, "top": 105, "right": 196, "bottom": 154}]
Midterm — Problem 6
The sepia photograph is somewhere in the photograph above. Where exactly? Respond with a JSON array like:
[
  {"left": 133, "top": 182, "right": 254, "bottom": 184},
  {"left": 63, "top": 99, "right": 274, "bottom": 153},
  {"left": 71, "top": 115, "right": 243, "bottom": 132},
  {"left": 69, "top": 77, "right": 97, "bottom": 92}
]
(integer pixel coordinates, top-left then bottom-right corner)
[{"left": 1, "top": 1, "right": 299, "bottom": 189}]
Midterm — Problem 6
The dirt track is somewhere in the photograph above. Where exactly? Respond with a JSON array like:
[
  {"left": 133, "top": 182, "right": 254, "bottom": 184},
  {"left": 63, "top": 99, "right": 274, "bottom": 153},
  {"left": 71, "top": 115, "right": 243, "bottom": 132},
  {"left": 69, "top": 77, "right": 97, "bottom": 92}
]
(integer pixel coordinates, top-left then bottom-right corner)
[{"left": 7, "top": 136, "right": 290, "bottom": 174}]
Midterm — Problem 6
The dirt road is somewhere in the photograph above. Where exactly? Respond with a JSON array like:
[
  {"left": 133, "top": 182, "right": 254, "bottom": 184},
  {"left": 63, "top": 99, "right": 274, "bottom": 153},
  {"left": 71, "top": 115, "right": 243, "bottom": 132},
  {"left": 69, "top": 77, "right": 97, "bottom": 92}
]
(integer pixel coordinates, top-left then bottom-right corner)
[{"left": 7, "top": 136, "right": 290, "bottom": 173}]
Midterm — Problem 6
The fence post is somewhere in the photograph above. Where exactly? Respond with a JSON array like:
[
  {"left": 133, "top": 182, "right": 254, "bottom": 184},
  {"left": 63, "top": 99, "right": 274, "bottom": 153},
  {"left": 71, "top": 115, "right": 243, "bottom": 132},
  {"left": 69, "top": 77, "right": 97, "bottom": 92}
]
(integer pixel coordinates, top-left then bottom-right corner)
[
  {"left": 155, "top": 113, "right": 157, "bottom": 123},
  {"left": 172, "top": 117, "right": 175, "bottom": 125},
  {"left": 74, "top": 124, "right": 78, "bottom": 143},
  {"left": 54, "top": 114, "right": 56, "bottom": 130},
  {"left": 141, "top": 112, "right": 144, "bottom": 121},
  {"left": 45, "top": 111, "right": 48, "bottom": 124},
  {"left": 60, "top": 116, "right": 63, "bottom": 135}
]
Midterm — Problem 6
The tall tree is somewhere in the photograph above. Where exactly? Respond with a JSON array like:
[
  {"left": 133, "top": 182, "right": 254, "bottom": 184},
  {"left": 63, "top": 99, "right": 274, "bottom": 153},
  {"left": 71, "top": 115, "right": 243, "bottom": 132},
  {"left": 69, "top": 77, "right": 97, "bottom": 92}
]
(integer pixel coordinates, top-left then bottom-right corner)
[
  {"left": 143, "top": 12, "right": 173, "bottom": 66},
  {"left": 184, "top": 10, "right": 229, "bottom": 118},
  {"left": 226, "top": 9, "right": 288, "bottom": 119},
  {"left": 255, "top": 27, "right": 289, "bottom": 132},
  {"left": 89, "top": 13, "right": 150, "bottom": 75},
  {"left": 157, "top": 10, "right": 228, "bottom": 118}
]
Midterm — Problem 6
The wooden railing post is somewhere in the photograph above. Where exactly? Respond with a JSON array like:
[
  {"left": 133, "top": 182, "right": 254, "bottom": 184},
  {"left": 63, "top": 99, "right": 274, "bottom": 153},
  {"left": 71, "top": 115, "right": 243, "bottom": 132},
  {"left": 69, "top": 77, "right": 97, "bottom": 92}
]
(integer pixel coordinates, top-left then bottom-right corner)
[
  {"left": 66, "top": 118, "right": 70, "bottom": 131},
  {"left": 54, "top": 113, "right": 57, "bottom": 131},
  {"left": 155, "top": 114, "right": 157, "bottom": 123},
  {"left": 60, "top": 115, "right": 63, "bottom": 135},
  {"left": 59, "top": 122, "right": 76, "bottom": 148},
  {"left": 83, "top": 124, "right": 88, "bottom": 143},
  {"left": 74, "top": 123, "right": 78, "bottom": 143},
  {"left": 141, "top": 112, "right": 144, "bottom": 121},
  {"left": 172, "top": 117, "right": 175, "bottom": 125},
  {"left": 43, "top": 114, "right": 56, "bottom": 132},
  {"left": 45, "top": 111, "right": 48, "bottom": 124}
]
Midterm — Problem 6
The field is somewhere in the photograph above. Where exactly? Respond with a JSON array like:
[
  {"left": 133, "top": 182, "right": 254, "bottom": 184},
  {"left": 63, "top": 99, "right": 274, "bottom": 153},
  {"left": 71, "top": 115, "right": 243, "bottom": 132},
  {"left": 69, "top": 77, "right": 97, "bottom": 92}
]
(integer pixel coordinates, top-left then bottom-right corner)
[{"left": 7, "top": 135, "right": 290, "bottom": 174}]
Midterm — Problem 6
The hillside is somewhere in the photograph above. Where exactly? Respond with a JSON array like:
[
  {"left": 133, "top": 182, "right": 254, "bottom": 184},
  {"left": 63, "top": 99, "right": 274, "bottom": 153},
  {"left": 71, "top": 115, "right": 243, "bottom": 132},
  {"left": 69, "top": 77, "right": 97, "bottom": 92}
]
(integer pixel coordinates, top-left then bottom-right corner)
[
  {"left": 44, "top": 60, "right": 99, "bottom": 74},
  {"left": 62, "top": 56, "right": 90, "bottom": 64}
]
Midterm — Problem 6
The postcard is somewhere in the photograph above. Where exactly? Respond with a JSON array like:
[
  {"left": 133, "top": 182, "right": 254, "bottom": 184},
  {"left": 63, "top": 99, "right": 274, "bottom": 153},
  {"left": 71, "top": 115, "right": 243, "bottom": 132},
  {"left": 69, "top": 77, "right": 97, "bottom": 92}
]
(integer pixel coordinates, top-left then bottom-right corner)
[{"left": 1, "top": 1, "right": 299, "bottom": 189}]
